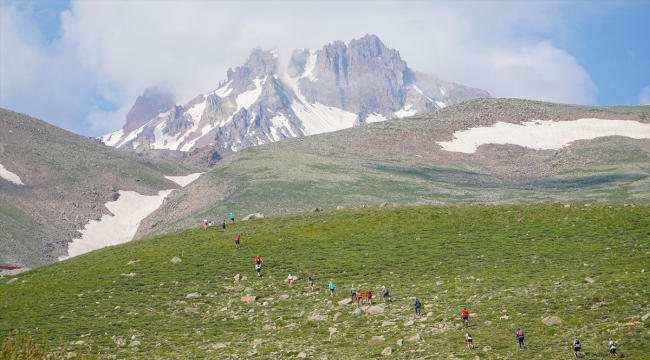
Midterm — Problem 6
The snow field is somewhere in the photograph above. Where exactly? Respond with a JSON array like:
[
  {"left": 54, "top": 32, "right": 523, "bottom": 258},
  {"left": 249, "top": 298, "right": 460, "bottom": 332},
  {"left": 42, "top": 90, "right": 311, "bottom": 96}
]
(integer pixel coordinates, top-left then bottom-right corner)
[
  {"left": 437, "top": 119, "right": 650, "bottom": 154},
  {"left": 0, "top": 163, "right": 24, "bottom": 185}
]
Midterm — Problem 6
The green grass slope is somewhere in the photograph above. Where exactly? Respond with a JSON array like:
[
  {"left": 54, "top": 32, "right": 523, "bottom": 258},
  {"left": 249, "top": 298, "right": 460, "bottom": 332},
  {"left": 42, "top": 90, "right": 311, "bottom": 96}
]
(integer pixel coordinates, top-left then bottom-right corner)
[
  {"left": 136, "top": 99, "right": 650, "bottom": 240},
  {"left": 2, "top": 204, "right": 648, "bottom": 359}
]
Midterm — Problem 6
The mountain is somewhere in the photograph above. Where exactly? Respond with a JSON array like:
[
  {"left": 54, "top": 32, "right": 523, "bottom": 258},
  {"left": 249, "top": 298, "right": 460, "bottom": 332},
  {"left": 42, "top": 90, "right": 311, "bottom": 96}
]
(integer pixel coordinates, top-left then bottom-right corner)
[
  {"left": 0, "top": 108, "right": 201, "bottom": 266},
  {"left": 133, "top": 98, "right": 650, "bottom": 240},
  {"left": 102, "top": 35, "right": 490, "bottom": 152}
]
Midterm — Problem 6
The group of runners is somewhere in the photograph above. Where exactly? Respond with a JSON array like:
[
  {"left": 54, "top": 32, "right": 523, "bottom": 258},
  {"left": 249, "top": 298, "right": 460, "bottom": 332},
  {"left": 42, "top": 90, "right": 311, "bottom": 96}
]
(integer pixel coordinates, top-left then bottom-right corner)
[{"left": 205, "top": 216, "right": 622, "bottom": 358}]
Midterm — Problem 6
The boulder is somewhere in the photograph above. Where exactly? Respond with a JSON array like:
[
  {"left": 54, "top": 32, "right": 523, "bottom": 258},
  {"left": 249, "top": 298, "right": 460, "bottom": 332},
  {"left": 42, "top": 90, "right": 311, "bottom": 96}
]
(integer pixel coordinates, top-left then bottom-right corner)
[
  {"left": 397, "top": 339, "right": 404, "bottom": 346},
  {"left": 241, "top": 276, "right": 248, "bottom": 281},
  {"left": 251, "top": 339, "right": 263, "bottom": 348},
  {"left": 542, "top": 316, "right": 564, "bottom": 326},
  {"left": 333, "top": 312, "right": 342, "bottom": 319},
  {"left": 234, "top": 274, "right": 241, "bottom": 282},
  {"left": 170, "top": 257, "right": 182, "bottom": 264},
  {"left": 482, "top": 346, "right": 491, "bottom": 352},
  {"left": 128, "top": 340, "right": 141, "bottom": 347},
  {"left": 6, "top": 278, "right": 17, "bottom": 284},
  {"left": 184, "top": 307, "right": 199, "bottom": 313},
  {"left": 585, "top": 277, "right": 595, "bottom": 284},
  {"left": 642, "top": 313, "right": 650, "bottom": 321},
  {"left": 336, "top": 206, "right": 345, "bottom": 210},
  {"left": 278, "top": 295, "right": 289, "bottom": 301},
  {"left": 381, "top": 347, "right": 392, "bottom": 355},
  {"left": 366, "top": 305, "right": 386, "bottom": 315},
  {"left": 403, "top": 320, "right": 414, "bottom": 326},
  {"left": 500, "top": 315, "right": 509, "bottom": 320},
  {"left": 368, "top": 336, "right": 386, "bottom": 345},
  {"left": 407, "top": 334, "right": 421, "bottom": 342},
  {"left": 352, "top": 308, "right": 363, "bottom": 315},
  {"left": 244, "top": 287, "right": 253, "bottom": 293},
  {"left": 338, "top": 298, "right": 354, "bottom": 306},
  {"left": 242, "top": 213, "right": 264, "bottom": 221},
  {"left": 381, "top": 321, "right": 396, "bottom": 327},
  {"left": 241, "top": 295, "right": 257, "bottom": 303},
  {"left": 185, "top": 292, "right": 201, "bottom": 299},
  {"left": 297, "top": 352, "right": 307, "bottom": 358},
  {"left": 212, "top": 343, "right": 227, "bottom": 349},
  {"left": 262, "top": 325, "right": 273, "bottom": 331},
  {"left": 308, "top": 314, "right": 328, "bottom": 321}
]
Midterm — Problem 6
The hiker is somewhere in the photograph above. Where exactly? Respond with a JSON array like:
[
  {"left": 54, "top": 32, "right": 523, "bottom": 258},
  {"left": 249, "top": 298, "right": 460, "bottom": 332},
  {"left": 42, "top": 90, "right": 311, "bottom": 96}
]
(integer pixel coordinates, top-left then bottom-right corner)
[
  {"left": 381, "top": 285, "right": 390, "bottom": 301},
  {"left": 461, "top": 308, "right": 469, "bottom": 327},
  {"left": 255, "top": 255, "right": 262, "bottom": 265},
  {"left": 255, "top": 263, "right": 262, "bottom": 277},
  {"left": 235, "top": 234, "right": 241, "bottom": 248},
  {"left": 203, "top": 219, "right": 209, "bottom": 231},
  {"left": 466, "top": 332, "right": 473, "bottom": 349},
  {"left": 573, "top": 338, "right": 581, "bottom": 357},
  {"left": 365, "top": 289, "right": 372, "bottom": 304},
  {"left": 221, "top": 220, "right": 226, "bottom": 231},
  {"left": 414, "top": 298, "right": 421, "bottom": 315},
  {"left": 356, "top": 290, "right": 363, "bottom": 304},
  {"left": 328, "top": 280, "right": 335, "bottom": 296},
  {"left": 516, "top": 328, "right": 525, "bottom": 349},
  {"left": 287, "top": 274, "right": 293, "bottom": 288},
  {"left": 350, "top": 284, "right": 357, "bottom": 301},
  {"left": 608, "top": 339, "right": 619, "bottom": 358},
  {"left": 308, "top": 276, "right": 314, "bottom": 291},
  {"left": 230, "top": 212, "right": 235, "bottom": 224}
]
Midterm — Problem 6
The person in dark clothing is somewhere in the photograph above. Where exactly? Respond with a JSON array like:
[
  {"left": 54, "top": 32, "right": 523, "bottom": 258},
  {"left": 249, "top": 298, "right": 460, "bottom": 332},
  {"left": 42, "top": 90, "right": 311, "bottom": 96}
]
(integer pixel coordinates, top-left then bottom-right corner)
[{"left": 414, "top": 299, "right": 421, "bottom": 315}]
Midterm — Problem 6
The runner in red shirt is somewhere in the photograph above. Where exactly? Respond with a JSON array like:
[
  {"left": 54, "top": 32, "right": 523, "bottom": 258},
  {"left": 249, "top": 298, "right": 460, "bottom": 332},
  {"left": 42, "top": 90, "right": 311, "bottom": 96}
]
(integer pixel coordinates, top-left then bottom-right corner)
[
  {"left": 461, "top": 308, "right": 469, "bottom": 328},
  {"left": 255, "top": 255, "right": 262, "bottom": 265},
  {"left": 235, "top": 234, "right": 241, "bottom": 249},
  {"left": 365, "top": 289, "right": 373, "bottom": 304}
]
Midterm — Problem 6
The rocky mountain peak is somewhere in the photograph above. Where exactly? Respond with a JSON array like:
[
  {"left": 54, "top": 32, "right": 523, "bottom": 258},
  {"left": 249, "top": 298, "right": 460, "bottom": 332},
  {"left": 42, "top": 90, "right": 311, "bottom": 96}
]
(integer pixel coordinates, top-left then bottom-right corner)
[
  {"left": 123, "top": 87, "right": 175, "bottom": 133},
  {"left": 103, "top": 35, "right": 491, "bottom": 153}
]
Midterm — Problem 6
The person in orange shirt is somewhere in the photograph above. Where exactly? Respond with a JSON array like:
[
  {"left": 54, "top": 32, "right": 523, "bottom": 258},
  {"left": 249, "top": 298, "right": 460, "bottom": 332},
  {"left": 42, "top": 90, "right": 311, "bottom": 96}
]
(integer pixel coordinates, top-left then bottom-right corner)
[
  {"left": 365, "top": 289, "right": 373, "bottom": 304},
  {"left": 235, "top": 234, "right": 241, "bottom": 248},
  {"left": 461, "top": 308, "right": 469, "bottom": 328}
]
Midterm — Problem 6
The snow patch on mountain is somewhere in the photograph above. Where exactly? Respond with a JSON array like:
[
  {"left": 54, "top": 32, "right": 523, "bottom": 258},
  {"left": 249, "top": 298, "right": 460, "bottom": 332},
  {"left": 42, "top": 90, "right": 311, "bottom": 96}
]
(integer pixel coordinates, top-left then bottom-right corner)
[
  {"left": 0, "top": 163, "right": 24, "bottom": 185},
  {"left": 437, "top": 119, "right": 650, "bottom": 153},
  {"left": 395, "top": 105, "right": 417, "bottom": 118},
  {"left": 61, "top": 173, "right": 203, "bottom": 260},
  {"left": 292, "top": 100, "right": 357, "bottom": 135},
  {"left": 366, "top": 113, "right": 387, "bottom": 123},
  {"left": 236, "top": 77, "right": 266, "bottom": 110}
]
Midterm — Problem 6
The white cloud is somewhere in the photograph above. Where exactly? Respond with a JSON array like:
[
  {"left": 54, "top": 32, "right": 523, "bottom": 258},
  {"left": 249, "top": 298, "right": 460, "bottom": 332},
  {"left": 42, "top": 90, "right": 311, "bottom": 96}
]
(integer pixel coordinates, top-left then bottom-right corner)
[
  {"left": 1, "top": 1, "right": 603, "bottom": 136},
  {"left": 639, "top": 86, "right": 650, "bottom": 105}
]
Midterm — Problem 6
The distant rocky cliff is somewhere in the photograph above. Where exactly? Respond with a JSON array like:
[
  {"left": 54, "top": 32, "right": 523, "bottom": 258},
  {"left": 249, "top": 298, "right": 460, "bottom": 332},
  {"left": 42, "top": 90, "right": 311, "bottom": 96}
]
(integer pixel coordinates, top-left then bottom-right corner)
[{"left": 103, "top": 35, "right": 490, "bottom": 152}]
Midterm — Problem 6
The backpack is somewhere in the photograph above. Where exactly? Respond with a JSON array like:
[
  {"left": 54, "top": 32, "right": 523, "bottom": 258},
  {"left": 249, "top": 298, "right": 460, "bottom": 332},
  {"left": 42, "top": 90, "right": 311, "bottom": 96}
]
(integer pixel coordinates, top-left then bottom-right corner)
[
  {"left": 517, "top": 330, "right": 524, "bottom": 337},
  {"left": 414, "top": 300, "right": 421, "bottom": 308}
]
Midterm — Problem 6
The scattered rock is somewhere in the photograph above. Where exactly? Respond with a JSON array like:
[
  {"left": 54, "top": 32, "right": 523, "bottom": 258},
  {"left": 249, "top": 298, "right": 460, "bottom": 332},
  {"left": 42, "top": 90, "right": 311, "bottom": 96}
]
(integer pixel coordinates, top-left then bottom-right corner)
[
  {"left": 585, "top": 277, "right": 595, "bottom": 284},
  {"left": 170, "top": 257, "right": 182, "bottom": 264},
  {"left": 262, "top": 325, "right": 273, "bottom": 330},
  {"left": 126, "top": 259, "right": 140, "bottom": 265},
  {"left": 408, "top": 334, "right": 421, "bottom": 342},
  {"left": 424, "top": 304, "right": 434, "bottom": 309},
  {"left": 381, "top": 321, "right": 396, "bottom": 327},
  {"left": 262, "top": 302, "right": 269, "bottom": 306},
  {"left": 500, "top": 315, "right": 509, "bottom": 320},
  {"left": 397, "top": 339, "right": 404, "bottom": 346},
  {"left": 379, "top": 202, "right": 388, "bottom": 207},
  {"left": 66, "top": 352, "right": 77, "bottom": 359},
  {"left": 484, "top": 321, "right": 492, "bottom": 326},
  {"left": 368, "top": 336, "right": 386, "bottom": 345},
  {"left": 308, "top": 314, "right": 328, "bottom": 321},
  {"left": 251, "top": 339, "right": 263, "bottom": 347},
  {"left": 329, "top": 327, "right": 338, "bottom": 334},
  {"left": 338, "top": 298, "right": 353, "bottom": 306},
  {"left": 74, "top": 340, "right": 84, "bottom": 345},
  {"left": 542, "top": 316, "right": 563, "bottom": 325},
  {"left": 517, "top": 218, "right": 524, "bottom": 223},
  {"left": 241, "top": 276, "right": 248, "bottom": 281},
  {"left": 128, "top": 340, "right": 140, "bottom": 347},
  {"left": 234, "top": 274, "right": 241, "bottom": 282},
  {"left": 470, "top": 313, "right": 478, "bottom": 318},
  {"left": 184, "top": 307, "right": 199, "bottom": 313},
  {"left": 120, "top": 273, "right": 136, "bottom": 277},
  {"left": 436, "top": 281, "right": 444, "bottom": 285},
  {"left": 115, "top": 338, "right": 126, "bottom": 346},
  {"left": 278, "top": 295, "right": 289, "bottom": 301},
  {"left": 297, "top": 352, "right": 307, "bottom": 358},
  {"left": 403, "top": 320, "right": 414, "bottom": 326},
  {"left": 6, "top": 278, "right": 17, "bottom": 284},
  {"left": 426, "top": 312, "right": 434, "bottom": 317},
  {"left": 241, "top": 295, "right": 257, "bottom": 303},
  {"left": 381, "top": 347, "right": 392, "bottom": 355},
  {"left": 352, "top": 308, "right": 363, "bottom": 315},
  {"left": 333, "top": 312, "right": 342, "bottom": 319},
  {"left": 212, "top": 343, "right": 227, "bottom": 349},
  {"left": 242, "top": 213, "right": 264, "bottom": 221},
  {"left": 482, "top": 346, "right": 491, "bottom": 352},
  {"left": 310, "top": 208, "right": 323, "bottom": 212},
  {"left": 366, "top": 305, "right": 386, "bottom": 315},
  {"left": 336, "top": 206, "right": 345, "bottom": 210},
  {"left": 186, "top": 292, "right": 201, "bottom": 299},
  {"left": 244, "top": 287, "right": 253, "bottom": 293},
  {"left": 641, "top": 313, "right": 650, "bottom": 321}
]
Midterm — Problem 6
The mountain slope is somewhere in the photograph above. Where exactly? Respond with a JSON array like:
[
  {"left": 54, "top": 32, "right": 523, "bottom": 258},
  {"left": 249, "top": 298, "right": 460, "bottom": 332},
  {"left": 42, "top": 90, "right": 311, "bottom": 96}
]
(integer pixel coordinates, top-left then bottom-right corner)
[
  {"left": 102, "top": 35, "right": 490, "bottom": 152},
  {"left": 0, "top": 108, "right": 200, "bottom": 266},
  {"left": 134, "top": 98, "right": 650, "bottom": 240}
]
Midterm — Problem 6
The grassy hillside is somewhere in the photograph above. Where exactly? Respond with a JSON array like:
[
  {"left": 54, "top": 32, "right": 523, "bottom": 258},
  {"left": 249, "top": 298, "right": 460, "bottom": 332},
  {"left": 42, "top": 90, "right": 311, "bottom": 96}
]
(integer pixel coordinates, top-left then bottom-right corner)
[
  {"left": 136, "top": 99, "right": 650, "bottom": 239},
  {"left": 2, "top": 204, "right": 649, "bottom": 359},
  {"left": 0, "top": 108, "right": 201, "bottom": 266}
]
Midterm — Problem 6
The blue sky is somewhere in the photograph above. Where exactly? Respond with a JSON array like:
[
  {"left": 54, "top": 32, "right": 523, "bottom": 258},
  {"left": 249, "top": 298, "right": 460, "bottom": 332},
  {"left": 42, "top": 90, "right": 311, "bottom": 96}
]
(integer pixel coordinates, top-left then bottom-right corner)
[{"left": 1, "top": 0, "right": 648, "bottom": 137}]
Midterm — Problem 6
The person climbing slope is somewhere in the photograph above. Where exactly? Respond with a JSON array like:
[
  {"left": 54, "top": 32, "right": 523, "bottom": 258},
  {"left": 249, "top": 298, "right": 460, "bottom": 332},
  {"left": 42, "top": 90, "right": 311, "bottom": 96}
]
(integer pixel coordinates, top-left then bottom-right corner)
[
  {"left": 414, "top": 298, "right": 421, "bottom": 315},
  {"left": 230, "top": 212, "right": 235, "bottom": 224},
  {"left": 328, "top": 280, "right": 336, "bottom": 296}
]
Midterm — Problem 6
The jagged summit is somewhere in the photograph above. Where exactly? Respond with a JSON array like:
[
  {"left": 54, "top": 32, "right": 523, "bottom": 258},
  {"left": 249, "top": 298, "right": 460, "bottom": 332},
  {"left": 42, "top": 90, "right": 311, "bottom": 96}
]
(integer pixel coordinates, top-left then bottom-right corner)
[{"left": 102, "top": 35, "right": 490, "bottom": 152}]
